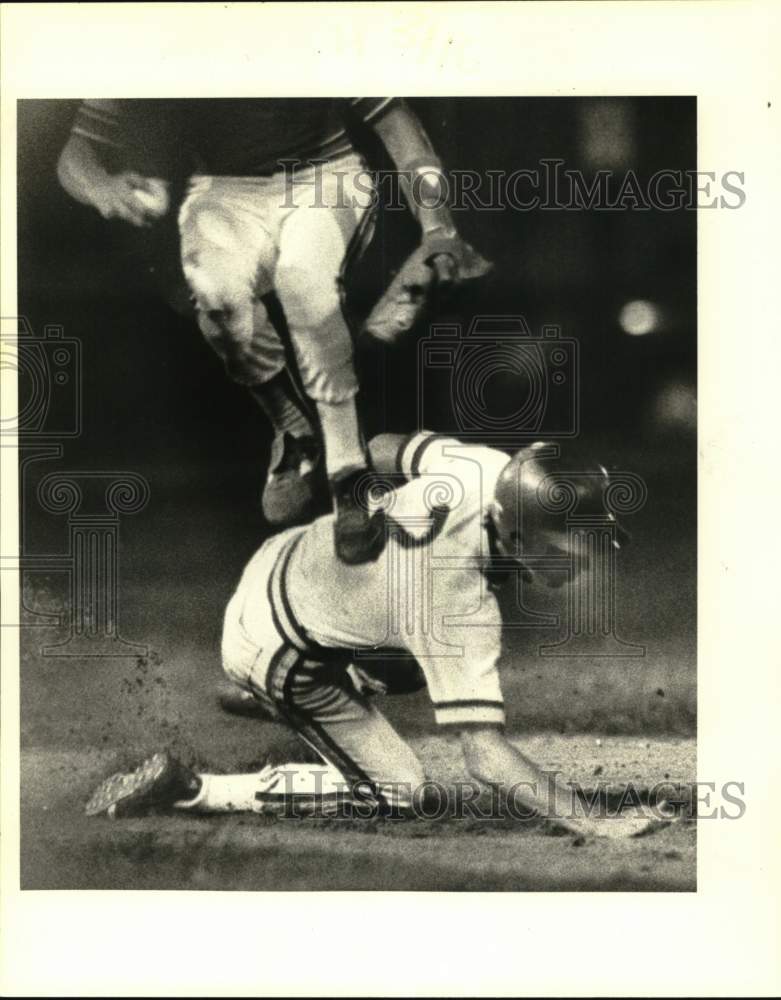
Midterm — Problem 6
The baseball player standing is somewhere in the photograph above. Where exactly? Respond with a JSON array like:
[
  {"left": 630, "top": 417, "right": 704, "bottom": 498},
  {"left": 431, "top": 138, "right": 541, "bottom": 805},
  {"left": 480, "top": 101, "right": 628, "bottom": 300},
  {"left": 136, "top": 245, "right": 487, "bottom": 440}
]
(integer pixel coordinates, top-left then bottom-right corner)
[{"left": 57, "top": 98, "right": 490, "bottom": 563}]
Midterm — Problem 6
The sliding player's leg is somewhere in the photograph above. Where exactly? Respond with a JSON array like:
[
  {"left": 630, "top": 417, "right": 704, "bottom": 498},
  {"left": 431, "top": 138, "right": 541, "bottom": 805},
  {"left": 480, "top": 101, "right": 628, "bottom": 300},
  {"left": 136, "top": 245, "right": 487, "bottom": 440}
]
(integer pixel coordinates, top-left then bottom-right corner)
[
  {"left": 176, "top": 660, "right": 426, "bottom": 817},
  {"left": 86, "top": 526, "right": 425, "bottom": 819}
]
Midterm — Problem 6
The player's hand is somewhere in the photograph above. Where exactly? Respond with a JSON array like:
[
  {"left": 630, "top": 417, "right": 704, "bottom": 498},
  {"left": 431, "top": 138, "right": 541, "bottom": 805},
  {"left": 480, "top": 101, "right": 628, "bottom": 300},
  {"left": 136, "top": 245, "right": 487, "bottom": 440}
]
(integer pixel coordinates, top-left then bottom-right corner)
[
  {"left": 363, "top": 231, "right": 492, "bottom": 344},
  {"left": 574, "top": 811, "right": 674, "bottom": 841},
  {"left": 92, "top": 172, "right": 170, "bottom": 227},
  {"left": 421, "top": 230, "right": 493, "bottom": 290}
]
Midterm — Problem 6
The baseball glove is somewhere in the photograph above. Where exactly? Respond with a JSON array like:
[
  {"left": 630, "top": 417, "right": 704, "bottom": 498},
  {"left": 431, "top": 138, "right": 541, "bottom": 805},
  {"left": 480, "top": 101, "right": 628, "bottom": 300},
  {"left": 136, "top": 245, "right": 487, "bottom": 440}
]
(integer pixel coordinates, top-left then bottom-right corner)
[{"left": 363, "top": 232, "right": 492, "bottom": 344}]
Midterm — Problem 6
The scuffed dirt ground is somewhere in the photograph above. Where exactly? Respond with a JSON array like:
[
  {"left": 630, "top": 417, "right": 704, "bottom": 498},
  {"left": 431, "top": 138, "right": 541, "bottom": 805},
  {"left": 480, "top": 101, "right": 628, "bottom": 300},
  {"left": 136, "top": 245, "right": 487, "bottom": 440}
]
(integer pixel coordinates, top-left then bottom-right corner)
[
  {"left": 18, "top": 501, "right": 696, "bottom": 892},
  {"left": 21, "top": 733, "right": 695, "bottom": 891}
]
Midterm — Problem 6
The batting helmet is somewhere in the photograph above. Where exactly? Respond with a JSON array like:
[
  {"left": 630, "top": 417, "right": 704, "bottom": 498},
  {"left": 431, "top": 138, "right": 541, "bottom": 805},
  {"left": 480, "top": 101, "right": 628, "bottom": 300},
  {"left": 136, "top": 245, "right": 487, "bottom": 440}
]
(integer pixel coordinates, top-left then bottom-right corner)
[{"left": 492, "top": 442, "right": 629, "bottom": 562}]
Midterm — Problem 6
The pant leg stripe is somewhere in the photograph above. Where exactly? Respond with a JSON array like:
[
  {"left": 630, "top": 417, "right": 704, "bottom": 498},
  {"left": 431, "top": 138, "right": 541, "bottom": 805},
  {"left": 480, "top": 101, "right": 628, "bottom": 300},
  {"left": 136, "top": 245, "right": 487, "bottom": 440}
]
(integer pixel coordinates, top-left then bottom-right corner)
[
  {"left": 295, "top": 684, "right": 347, "bottom": 715},
  {"left": 265, "top": 644, "right": 305, "bottom": 705},
  {"left": 269, "top": 533, "right": 348, "bottom": 663},
  {"left": 279, "top": 666, "right": 388, "bottom": 810},
  {"left": 266, "top": 534, "right": 309, "bottom": 654},
  {"left": 282, "top": 705, "right": 382, "bottom": 806},
  {"left": 246, "top": 677, "right": 280, "bottom": 718},
  {"left": 274, "top": 533, "right": 315, "bottom": 651}
]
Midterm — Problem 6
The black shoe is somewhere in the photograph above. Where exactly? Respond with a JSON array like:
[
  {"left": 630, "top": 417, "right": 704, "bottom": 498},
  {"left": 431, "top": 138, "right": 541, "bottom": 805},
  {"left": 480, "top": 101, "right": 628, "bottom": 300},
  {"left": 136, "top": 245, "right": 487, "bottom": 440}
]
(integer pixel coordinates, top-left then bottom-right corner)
[
  {"left": 331, "top": 466, "right": 386, "bottom": 565},
  {"left": 217, "top": 679, "right": 275, "bottom": 720},
  {"left": 262, "top": 432, "right": 323, "bottom": 527},
  {"left": 85, "top": 751, "right": 201, "bottom": 818}
]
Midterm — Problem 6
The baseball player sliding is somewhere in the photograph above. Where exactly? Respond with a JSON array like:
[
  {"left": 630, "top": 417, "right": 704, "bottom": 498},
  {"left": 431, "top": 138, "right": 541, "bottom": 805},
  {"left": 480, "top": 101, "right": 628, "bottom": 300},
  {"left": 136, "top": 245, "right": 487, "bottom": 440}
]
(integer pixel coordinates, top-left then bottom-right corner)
[
  {"left": 57, "top": 98, "right": 490, "bottom": 563},
  {"left": 87, "top": 432, "right": 667, "bottom": 839}
]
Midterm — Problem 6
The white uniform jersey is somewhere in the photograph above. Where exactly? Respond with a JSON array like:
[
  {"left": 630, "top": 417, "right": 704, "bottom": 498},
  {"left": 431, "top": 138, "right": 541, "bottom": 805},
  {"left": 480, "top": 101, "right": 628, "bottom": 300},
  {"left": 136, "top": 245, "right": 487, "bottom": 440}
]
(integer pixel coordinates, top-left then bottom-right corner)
[{"left": 284, "top": 432, "right": 511, "bottom": 727}]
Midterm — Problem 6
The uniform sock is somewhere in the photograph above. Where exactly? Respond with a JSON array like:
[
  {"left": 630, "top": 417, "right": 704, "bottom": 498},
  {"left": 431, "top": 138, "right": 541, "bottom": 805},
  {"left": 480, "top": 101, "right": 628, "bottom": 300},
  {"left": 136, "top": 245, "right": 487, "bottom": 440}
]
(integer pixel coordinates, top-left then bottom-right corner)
[
  {"left": 172, "top": 764, "right": 348, "bottom": 814},
  {"left": 173, "top": 773, "right": 272, "bottom": 812},
  {"left": 249, "top": 370, "right": 313, "bottom": 438},
  {"left": 316, "top": 397, "right": 366, "bottom": 478}
]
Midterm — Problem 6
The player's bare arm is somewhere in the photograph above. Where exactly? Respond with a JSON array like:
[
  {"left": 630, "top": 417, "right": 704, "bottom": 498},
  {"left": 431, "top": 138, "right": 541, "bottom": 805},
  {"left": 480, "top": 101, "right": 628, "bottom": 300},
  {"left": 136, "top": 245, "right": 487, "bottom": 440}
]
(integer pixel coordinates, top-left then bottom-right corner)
[
  {"left": 366, "top": 101, "right": 493, "bottom": 342},
  {"left": 57, "top": 132, "right": 169, "bottom": 227},
  {"left": 459, "top": 726, "right": 660, "bottom": 839}
]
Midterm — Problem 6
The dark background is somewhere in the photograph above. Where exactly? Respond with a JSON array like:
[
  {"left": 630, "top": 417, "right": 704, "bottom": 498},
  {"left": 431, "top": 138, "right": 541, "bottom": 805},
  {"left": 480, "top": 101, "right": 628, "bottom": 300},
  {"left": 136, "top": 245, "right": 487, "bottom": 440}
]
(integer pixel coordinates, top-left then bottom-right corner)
[
  {"left": 17, "top": 97, "right": 696, "bottom": 460},
  {"left": 17, "top": 98, "right": 696, "bottom": 741}
]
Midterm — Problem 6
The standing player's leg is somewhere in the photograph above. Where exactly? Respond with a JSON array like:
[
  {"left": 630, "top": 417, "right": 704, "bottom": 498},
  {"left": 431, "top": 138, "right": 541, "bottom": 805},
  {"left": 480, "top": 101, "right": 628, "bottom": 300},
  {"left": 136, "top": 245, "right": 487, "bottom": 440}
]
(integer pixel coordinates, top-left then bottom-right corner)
[
  {"left": 178, "top": 178, "right": 322, "bottom": 527},
  {"left": 272, "top": 157, "right": 382, "bottom": 563}
]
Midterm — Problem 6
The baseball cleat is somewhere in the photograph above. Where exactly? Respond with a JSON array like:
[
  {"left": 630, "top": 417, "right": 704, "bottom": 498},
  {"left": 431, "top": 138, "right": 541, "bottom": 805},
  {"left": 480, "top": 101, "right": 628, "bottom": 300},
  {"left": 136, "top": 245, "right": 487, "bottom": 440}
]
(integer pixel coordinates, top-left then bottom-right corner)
[
  {"left": 330, "top": 466, "right": 386, "bottom": 565},
  {"left": 85, "top": 751, "right": 200, "bottom": 818},
  {"left": 217, "top": 679, "right": 275, "bottom": 720},
  {"left": 262, "top": 432, "right": 323, "bottom": 527}
]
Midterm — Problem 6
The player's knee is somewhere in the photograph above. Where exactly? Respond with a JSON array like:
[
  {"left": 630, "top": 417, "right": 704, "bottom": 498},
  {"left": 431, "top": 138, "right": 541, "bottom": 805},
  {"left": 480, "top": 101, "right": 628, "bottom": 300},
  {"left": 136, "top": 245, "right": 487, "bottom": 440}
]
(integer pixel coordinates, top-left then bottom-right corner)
[
  {"left": 186, "top": 255, "right": 260, "bottom": 376},
  {"left": 181, "top": 208, "right": 263, "bottom": 318},
  {"left": 299, "top": 358, "right": 358, "bottom": 404},
  {"left": 275, "top": 263, "right": 340, "bottom": 330},
  {"left": 184, "top": 255, "right": 252, "bottom": 318},
  {"left": 196, "top": 310, "right": 273, "bottom": 388}
]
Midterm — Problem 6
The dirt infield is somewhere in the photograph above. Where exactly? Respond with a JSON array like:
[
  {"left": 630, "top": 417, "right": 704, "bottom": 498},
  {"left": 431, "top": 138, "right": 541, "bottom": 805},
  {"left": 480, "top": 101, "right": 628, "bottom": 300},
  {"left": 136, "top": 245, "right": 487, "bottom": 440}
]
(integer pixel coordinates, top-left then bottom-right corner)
[{"left": 21, "top": 733, "right": 695, "bottom": 891}]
